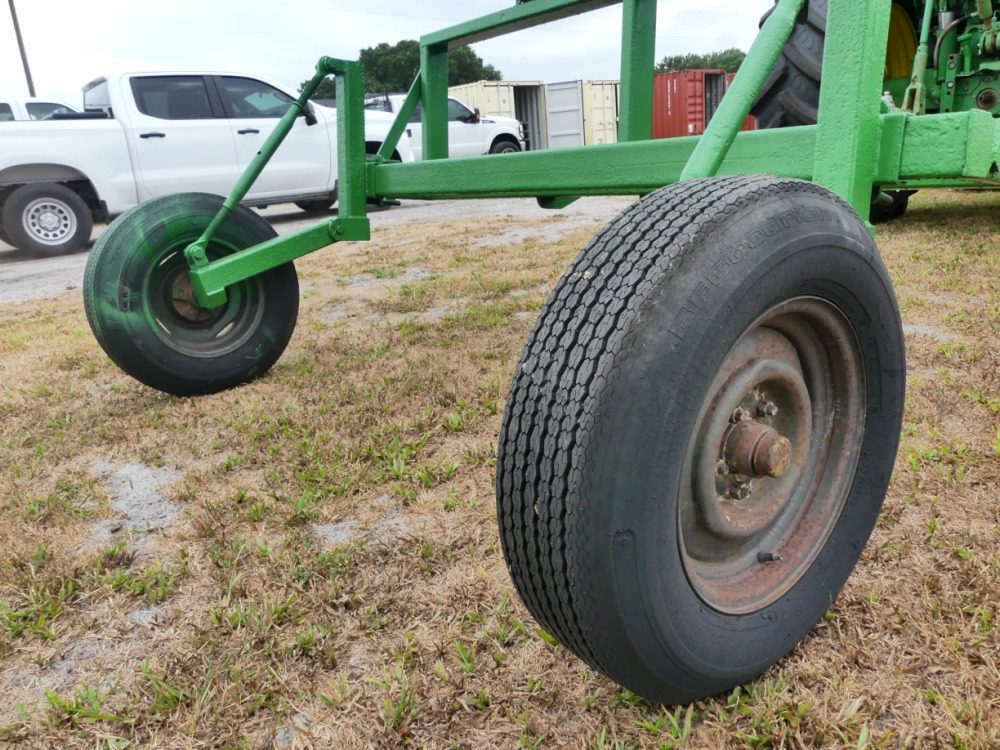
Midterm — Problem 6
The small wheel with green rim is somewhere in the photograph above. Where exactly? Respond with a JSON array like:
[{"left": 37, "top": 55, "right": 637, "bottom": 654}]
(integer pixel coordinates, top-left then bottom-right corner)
[{"left": 83, "top": 192, "right": 298, "bottom": 396}]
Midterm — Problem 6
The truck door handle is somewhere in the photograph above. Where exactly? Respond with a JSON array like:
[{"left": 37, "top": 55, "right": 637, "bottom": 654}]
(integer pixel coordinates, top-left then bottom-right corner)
[
  {"left": 238, "top": 128, "right": 260, "bottom": 135},
  {"left": 139, "top": 132, "right": 166, "bottom": 139}
]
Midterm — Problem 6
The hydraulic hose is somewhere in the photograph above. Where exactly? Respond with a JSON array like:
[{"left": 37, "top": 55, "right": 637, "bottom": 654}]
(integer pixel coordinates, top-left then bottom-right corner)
[{"left": 933, "top": 16, "right": 969, "bottom": 69}]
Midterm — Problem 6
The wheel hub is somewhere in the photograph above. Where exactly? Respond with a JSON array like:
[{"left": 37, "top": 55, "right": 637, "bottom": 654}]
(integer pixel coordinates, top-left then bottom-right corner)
[
  {"left": 24, "top": 198, "right": 76, "bottom": 244},
  {"left": 165, "top": 269, "right": 216, "bottom": 323},
  {"left": 723, "top": 419, "right": 793, "bottom": 478},
  {"left": 680, "top": 298, "right": 865, "bottom": 614}
]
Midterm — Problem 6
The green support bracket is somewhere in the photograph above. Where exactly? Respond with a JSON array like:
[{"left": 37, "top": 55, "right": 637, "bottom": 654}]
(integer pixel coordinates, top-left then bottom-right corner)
[
  {"left": 190, "top": 219, "right": 370, "bottom": 307},
  {"left": 376, "top": 77, "right": 422, "bottom": 164},
  {"left": 679, "top": 0, "right": 805, "bottom": 180},
  {"left": 811, "top": 0, "right": 891, "bottom": 220},
  {"left": 188, "top": 56, "right": 370, "bottom": 309},
  {"left": 618, "top": 0, "right": 656, "bottom": 142},
  {"left": 420, "top": 43, "right": 451, "bottom": 161}
]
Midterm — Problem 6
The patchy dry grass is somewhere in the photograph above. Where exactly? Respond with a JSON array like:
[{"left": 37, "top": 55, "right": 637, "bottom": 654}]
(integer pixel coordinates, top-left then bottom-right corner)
[{"left": 2, "top": 190, "right": 1000, "bottom": 748}]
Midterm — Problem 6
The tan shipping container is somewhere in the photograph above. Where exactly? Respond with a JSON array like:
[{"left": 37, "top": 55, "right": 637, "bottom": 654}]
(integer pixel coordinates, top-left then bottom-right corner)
[
  {"left": 448, "top": 80, "right": 548, "bottom": 151},
  {"left": 582, "top": 79, "right": 619, "bottom": 145}
]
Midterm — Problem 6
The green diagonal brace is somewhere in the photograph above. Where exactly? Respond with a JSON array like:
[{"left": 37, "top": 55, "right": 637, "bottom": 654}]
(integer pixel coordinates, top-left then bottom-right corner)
[{"left": 189, "top": 56, "right": 370, "bottom": 308}]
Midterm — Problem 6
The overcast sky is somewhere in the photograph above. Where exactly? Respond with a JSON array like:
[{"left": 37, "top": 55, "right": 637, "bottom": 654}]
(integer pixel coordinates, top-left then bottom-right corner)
[{"left": 1, "top": 0, "right": 773, "bottom": 106}]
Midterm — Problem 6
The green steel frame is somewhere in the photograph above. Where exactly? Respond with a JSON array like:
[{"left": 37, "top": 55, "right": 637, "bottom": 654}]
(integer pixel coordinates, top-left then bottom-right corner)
[{"left": 186, "top": 0, "right": 1000, "bottom": 309}]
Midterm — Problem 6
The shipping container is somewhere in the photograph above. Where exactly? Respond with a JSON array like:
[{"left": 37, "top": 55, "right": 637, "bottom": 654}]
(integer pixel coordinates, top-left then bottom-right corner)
[
  {"left": 652, "top": 70, "right": 755, "bottom": 140},
  {"left": 447, "top": 78, "right": 624, "bottom": 151},
  {"left": 448, "top": 80, "right": 548, "bottom": 151},
  {"left": 582, "top": 80, "right": 620, "bottom": 146},
  {"left": 544, "top": 79, "right": 620, "bottom": 149}
]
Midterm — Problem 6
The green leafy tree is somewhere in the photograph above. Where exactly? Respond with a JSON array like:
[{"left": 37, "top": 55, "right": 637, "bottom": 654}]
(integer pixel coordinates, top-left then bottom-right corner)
[
  {"left": 298, "top": 76, "right": 338, "bottom": 101},
  {"left": 357, "top": 40, "right": 502, "bottom": 94},
  {"left": 300, "top": 41, "right": 501, "bottom": 100},
  {"left": 655, "top": 47, "right": 746, "bottom": 74}
]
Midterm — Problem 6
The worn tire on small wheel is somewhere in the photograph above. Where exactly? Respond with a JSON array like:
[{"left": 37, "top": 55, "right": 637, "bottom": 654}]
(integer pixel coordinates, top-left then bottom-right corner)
[
  {"left": 1, "top": 182, "right": 93, "bottom": 256},
  {"left": 84, "top": 192, "right": 298, "bottom": 396},
  {"left": 496, "top": 176, "right": 905, "bottom": 704}
]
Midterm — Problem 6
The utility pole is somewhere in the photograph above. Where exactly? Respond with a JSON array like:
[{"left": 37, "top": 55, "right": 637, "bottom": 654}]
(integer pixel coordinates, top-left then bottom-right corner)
[{"left": 8, "top": 0, "right": 36, "bottom": 96}]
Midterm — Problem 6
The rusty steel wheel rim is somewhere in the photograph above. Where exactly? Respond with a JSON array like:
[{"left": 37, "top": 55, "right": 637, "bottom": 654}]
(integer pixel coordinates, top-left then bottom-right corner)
[
  {"left": 144, "top": 245, "right": 266, "bottom": 360},
  {"left": 679, "top": 298, "right": 866, "bottom": 615}
]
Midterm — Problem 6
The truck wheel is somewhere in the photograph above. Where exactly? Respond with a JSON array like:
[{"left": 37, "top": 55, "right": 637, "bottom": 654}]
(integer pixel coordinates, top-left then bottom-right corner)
[
  {"left": 750, "top": 0, "right": 917, "bottom": 222},
  {"left": 83, "top": 193, "right": 298, "bottom": 397},
  {"left": 1, "top": 183, "right": 93, "bottom": 256},
  {"left": 489, "top": 140, "right": 520, "bottom": 155},
  {"left": 496, "top": 175, "right": 905, "bottom": 704},
  {"left": 294, "top": 184, "right": 338, "bottom": 213}
]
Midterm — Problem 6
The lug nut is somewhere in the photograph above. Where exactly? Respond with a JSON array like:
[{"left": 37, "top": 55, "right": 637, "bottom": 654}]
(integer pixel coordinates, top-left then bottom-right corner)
[
  {"left": 755, "top": 400, "right": 778, "bottom": 417},
  {"left": 728, "top": 481, "right": 752, "bottom": 500},
  {"left": 716, "top": 460, "right": 730, "bottom": 477},
  {"left": 731, "top": 407, "right": 748, "bottom": 423}
]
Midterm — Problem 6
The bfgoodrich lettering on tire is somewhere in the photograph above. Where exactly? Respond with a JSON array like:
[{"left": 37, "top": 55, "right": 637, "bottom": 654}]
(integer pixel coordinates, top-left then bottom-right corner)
[{"left": 496, "top": 175, "right": 905, "bottom": 704}]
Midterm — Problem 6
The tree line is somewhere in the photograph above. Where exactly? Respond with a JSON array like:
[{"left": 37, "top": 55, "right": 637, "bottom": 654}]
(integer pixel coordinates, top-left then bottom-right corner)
[{"left": 301, "top": 41, "right": 745, "bottom": 99}]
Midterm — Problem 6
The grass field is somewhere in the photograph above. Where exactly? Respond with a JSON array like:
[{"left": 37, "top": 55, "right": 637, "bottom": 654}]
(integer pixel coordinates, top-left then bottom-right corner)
[{"left": 1, "top": 189, "right": 999, "bottom": 748}]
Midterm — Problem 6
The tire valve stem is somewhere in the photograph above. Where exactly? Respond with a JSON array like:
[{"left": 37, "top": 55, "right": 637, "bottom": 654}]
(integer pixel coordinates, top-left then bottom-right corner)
[{"left": 757, "top": 551, "right": 783, "bottom": 563}]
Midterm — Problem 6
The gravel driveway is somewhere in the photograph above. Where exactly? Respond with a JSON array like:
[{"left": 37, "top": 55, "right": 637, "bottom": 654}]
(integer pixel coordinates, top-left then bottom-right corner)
[{"left": 0, "top": 196, "right": 635, "bottom": 304}]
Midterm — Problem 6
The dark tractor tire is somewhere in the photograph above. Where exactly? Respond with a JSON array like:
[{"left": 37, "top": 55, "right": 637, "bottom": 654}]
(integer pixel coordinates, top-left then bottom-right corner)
[
  {"left": 496, "top": 175, "right": 906, "bottom": 704},
  {"left": 294, "top": 184, "right": 338, "bottom": 213},
  {"left": 749, "top": 0, "right": 827, "bottom": 129},
  {"left": 0, "top": 224, "right": 11, "bottom": 247},
  {"left": 1, "top": 183, "right": 93, "bottom": 256},
  {"left": 83, "top": 192, "right": 299, "bottom": 397},
  {"left": 489, "top": 140, "right": 521, "bottom": 155},
  {"left": 750, "top": 0, "right": 917, "bottom": 222},
  {"left": 294, "top": 199, "right": 333, "bottom": 213},
  {"left": 870, "top": 189, "right": 916, "bottom": 224}
]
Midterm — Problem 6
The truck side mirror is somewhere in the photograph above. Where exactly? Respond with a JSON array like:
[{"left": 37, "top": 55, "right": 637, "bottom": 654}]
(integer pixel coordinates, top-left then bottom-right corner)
[
  {"left": 304, "top": 101, "right": 318, "bottom": 127},
  {"left": 473, "top": 108, "right": 481, "bottom": 123}
]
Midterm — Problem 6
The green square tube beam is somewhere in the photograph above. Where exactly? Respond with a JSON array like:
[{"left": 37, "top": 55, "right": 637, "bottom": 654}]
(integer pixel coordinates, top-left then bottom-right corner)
[
  {"left": 422, "top": 0, "right": 620, "bottom": 48},
  {"left": 811, "top": 0, "right": 891, "bottom": 217},
  {"left": 618, "top": 0, "right": 656, "bottom": 142}
]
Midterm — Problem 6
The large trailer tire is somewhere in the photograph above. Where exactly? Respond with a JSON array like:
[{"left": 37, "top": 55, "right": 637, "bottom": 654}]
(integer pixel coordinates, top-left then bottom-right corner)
[
  {"left": 1, "top": 183, "right": 93, "bottom": 256},
  {"left": 84, "top": 193, "right": 298, "bottom": 396},
  {"left": 750, "top": 0, "right": 918, "bottom": 223},
  {"left": 496, "top": 175, "right": 906, "bottom": 704}
]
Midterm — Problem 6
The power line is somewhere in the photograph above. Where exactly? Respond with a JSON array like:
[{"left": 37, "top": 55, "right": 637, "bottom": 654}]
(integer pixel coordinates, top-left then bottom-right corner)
[{"left": 7, "top": 0, "right": 35, "bottom": 96}]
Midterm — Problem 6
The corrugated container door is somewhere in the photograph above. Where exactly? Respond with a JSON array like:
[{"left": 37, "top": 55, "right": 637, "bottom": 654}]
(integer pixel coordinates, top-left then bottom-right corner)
[
  {"left": 483, "top": 82, "right": 517, "bottom": 119},
  {"left": 545, "top": 81, "right": 585, "bottom": 149},
  {"left": 583, "top": 80, "right": 619, "bottom": 145}
]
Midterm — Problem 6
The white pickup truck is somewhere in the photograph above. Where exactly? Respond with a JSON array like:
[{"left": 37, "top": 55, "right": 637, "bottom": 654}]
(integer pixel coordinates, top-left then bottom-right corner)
[
  {"left": 364, "top": 93, "right": 525, "bottom": 159},
  {"left": 0, "top": 98, "right": 79, "bottom": 122},
  {"left": 0, "top": 71, "right": 412, "bottom": 256}
]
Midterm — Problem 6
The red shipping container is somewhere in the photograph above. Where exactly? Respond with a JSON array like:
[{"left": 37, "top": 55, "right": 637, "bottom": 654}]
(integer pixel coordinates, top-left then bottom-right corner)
[{"left": 653, "top": 70, "right": 756, "bottom": 139}]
